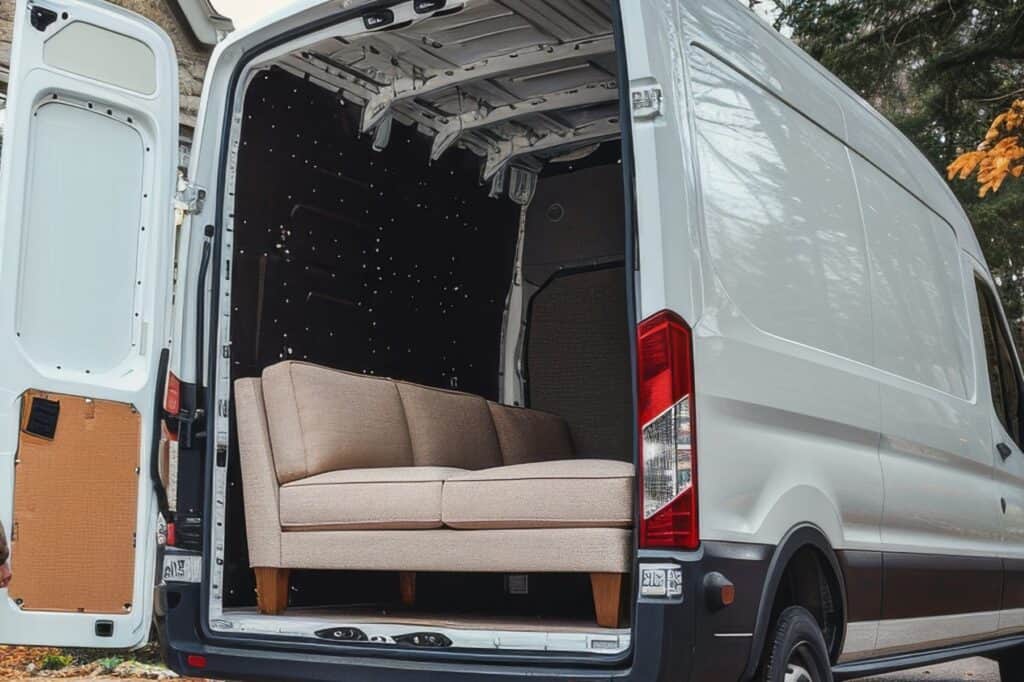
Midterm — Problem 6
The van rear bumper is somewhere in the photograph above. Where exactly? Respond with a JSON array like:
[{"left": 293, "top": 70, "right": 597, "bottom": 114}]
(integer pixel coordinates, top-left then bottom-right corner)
[{"left": 156, "top": 542, "right": 771, "bottom": 682}]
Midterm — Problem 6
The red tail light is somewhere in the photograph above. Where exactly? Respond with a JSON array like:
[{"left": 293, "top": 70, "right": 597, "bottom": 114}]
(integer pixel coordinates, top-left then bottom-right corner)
[
  {"left": 637, "top": 310, "right": 698, "bottom": 550},
  {"left": 186, "top": 655, "right": 207, "bottom": 669}
]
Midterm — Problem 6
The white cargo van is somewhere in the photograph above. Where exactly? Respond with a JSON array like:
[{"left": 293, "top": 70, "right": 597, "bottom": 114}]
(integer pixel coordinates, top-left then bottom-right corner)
[{"left": 0, "top": 0, "right": 1022, "bottom": 680}]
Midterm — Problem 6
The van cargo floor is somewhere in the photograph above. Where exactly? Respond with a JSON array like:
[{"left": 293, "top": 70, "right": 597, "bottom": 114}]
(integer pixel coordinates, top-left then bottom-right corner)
[{"left": 216, "top": 605, "right": 631, "bottom": 655}]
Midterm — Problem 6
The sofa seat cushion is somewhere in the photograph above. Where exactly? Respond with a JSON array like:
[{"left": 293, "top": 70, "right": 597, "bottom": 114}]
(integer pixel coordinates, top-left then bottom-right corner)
[
  {"left": 441, "top": 459, "right": 634, "bottom": 530},
  {"left": 280, "top": 466, "right": 466, "bottom": 531}
]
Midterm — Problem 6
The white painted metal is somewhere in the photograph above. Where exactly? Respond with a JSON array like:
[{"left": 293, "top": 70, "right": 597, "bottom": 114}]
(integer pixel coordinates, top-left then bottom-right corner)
[
  {"left": 685, "top": 43, "right": 883, "bottom": 552},
  {"left": 213, "top": 610, "right": 630, "bottom": 656},
  {"left": 0, "top": 0, "right": 178, "bottom": 648},
  {"left": 630, "top": 0, "right": 1011, "bottom": 658},
  {"left": 840, "top": 621, "right": 878, "bottom": 660},
  {"left": 16, "top": 101, "right": 145, "bottom": 373},
  {"left": 44, "top": 21, "right": 157, "bottom": 94},
  {"left": 842, "top": 609, "right": 1024, "bottom": 660},
  {"left": 874, "top": 611, "right": 1001, "bottom": 653},
  {"left": 430, "top": 81, "right": 618, "bottom": 161},
  {"left": 481, "top": 116, "right": 620, "bottom": 180},
  {"left": 359, "top": 34, "right": 615, "bottom": 133},
  {"left": 498, "top": 209, "right": 527, "bottom": 407}
]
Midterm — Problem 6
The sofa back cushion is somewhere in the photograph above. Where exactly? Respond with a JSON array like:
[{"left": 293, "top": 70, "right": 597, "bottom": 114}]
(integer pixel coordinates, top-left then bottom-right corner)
[
  {"left": 489, "top": 403, "right": 575, "bottom": 465},
  {"left": 396, "top": 382, "right": 503, "bottom": 470},
  {"left": 261, "top": 362, "right": 414, "bottom": 483}
]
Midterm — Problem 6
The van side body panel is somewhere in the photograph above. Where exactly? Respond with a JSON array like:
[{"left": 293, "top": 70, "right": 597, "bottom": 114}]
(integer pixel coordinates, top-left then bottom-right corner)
[
  {"left": 673, "top": 0, "right": 1015, "bottom": 663},
  {"left": 680, "top": 7, "right": 884, "bottom": 553}
]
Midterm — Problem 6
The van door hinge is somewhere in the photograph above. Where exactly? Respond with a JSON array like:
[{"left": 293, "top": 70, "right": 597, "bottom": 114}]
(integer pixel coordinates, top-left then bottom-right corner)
[
  {"left": 630, "top": 82, "right": 663, "bottom": 120},
  {"left": 175, "top": 177, "right": 206, "bottom": 216}
]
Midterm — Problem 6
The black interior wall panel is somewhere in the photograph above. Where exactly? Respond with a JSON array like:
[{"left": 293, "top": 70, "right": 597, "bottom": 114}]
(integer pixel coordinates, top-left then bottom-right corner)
[
  {"left": 230, "top": 67, "right": 519, "bottom": 398},
  {"left": 523, "top": 156, "right": 625, "bottom": 286},
  {"left": 526, "top": 266, "right": 632, "bottom": 461},
  {"left": 522, "top": 156, "right": 631, "bottom": 461},
  {"left": 224, "top": 69, "right": 519, "bottom": 604}
]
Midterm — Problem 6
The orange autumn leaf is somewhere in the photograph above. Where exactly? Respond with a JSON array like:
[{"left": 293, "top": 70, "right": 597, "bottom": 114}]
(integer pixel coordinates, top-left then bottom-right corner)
[{"left": 948, "top": 98, "right": 1024, "bottom": 197}]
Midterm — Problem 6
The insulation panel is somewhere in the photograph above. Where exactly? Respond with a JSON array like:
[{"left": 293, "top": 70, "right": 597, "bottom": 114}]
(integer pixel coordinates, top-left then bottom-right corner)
[{"left": 9, "top": 390, "right": 140, "bottom": 614}]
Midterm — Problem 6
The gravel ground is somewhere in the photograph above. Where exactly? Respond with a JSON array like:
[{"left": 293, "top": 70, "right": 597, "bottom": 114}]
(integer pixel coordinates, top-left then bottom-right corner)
[
  {"left": 0, "top": 648, "right": 1001, "bottom": 681},
  {"left": 856, "top": 657, "right": 999, "bottom": 682}
]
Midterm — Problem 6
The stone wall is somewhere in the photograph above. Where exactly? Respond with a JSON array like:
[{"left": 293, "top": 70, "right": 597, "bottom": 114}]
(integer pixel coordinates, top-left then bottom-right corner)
[{"left": 0, "top": 0, "right": 212, "bottom": 131}]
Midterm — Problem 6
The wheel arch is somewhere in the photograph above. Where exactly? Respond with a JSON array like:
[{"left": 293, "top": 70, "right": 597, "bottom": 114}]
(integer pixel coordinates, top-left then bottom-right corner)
[{"left": 741, "top": 523, "right": 848, "bottom": 681}]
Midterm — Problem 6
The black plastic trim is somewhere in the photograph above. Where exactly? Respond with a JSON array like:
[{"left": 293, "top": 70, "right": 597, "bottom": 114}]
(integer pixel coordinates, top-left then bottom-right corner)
[
  {"left": 23, "top": 396, "right": 60, "bottom": 439},
  {"left": 741, "top": 524, "right": 848, "bottom": 681},
  {"left": 150, "top": 348, "right": 172, "bottom": 521},
  {"left": 194, "top": 230, "right": 212, "bottom": 397}
]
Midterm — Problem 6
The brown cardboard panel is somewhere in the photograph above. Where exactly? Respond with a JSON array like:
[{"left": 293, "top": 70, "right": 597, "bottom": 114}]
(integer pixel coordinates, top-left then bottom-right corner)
[{"left": 9, "top": 390, "right": 140, "bottom": 614}]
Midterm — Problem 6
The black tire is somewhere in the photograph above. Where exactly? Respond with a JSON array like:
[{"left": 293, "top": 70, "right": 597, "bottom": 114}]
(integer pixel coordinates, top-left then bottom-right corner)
[
  {"left": 761, "top": 606, "right": 834, "bottom": 682},
  {"left": 999, "top": 646, "right": 1024, "bottom": 681}
]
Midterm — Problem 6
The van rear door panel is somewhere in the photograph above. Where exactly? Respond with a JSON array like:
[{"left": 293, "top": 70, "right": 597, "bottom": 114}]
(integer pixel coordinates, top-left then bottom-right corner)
[{"left": 0, "top": 0, "right": 178, "bottom": 648}]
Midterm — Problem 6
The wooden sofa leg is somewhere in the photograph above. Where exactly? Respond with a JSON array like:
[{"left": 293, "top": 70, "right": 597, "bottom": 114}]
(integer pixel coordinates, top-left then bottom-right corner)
[
  {"left": 399, "top": 571, "right": 416, "bottom": 607},
  {"left": 591, "top": 573, "right": 624, "bottom": 628},
  {"left": 254, "top": 567, "right": 290, "bottom": 615}
]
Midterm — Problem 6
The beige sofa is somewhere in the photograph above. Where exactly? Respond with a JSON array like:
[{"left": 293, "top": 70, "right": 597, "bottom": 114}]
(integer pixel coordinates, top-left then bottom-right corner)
[{"left": 234, "top": 360, "right": 634, "bottom": 626}]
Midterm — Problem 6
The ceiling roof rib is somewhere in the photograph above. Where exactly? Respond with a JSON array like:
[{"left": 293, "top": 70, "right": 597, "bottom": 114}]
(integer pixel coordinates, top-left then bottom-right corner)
[{"left": 274, "top": 0, "right": 620, "bottom": 179}]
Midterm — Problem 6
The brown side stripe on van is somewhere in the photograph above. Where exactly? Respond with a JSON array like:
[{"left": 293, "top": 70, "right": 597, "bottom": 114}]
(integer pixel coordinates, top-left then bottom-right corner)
[
  {"left": 837, "top": 550, "right": 882, "bottom": 622},
  {"left": 1002, "top": 559, "right": 1024, "bottom": 610},
  {"left": 881, "top": 553, "right": 1002, "bottom": 620}
]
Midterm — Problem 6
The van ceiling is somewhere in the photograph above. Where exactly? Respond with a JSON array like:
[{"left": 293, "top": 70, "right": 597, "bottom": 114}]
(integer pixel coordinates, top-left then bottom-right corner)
[{"left": 274, "top": 1, "right": 620, "bottom": 181}]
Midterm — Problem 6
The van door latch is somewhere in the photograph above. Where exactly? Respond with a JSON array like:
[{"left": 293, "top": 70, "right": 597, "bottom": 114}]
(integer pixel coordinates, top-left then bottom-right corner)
[
  {"left": 631, "top": 83, "right": 663, "bottom": 120},
  {"left": 175, "top": 179, "right": 206, "bottom": 216}
]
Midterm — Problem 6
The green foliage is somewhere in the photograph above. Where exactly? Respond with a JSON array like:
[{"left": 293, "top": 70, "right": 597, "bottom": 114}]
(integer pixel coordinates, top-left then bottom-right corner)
[
  {"left": 38, "top": 653, "right": 73, "bottom": 671},
  {"left": 759, "top": 0, "right": 1024, "bottom": 317},
  {"left": 96, "top": 656, "right": 124, "bottom": 673}
]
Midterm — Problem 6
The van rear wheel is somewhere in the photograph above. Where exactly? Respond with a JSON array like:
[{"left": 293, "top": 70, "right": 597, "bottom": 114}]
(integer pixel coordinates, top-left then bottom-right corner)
[{"left": 762, "top": 606, "right": 833, "bottom": 682}]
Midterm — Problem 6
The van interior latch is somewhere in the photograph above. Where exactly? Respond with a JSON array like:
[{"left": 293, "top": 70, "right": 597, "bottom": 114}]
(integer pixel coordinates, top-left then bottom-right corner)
[{"left": 175, "top": 180, "right": 207, "bottom": 216}]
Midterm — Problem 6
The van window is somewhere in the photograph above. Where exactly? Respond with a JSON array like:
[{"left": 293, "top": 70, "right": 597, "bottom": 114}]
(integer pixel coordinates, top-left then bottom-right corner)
[
  {"left": 689, "top": 48, "right": 873, "bottom": 365},
  {"left": 852, "top": 156, "right": 973, "bottom": 399},
  {"left": 976, "top": 279, "right": 1023, "bottom": 445}
]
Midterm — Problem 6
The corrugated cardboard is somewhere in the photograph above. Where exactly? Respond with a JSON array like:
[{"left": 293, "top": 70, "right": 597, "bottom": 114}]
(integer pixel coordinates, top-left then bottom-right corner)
[{"left": 9, "top": 390, "right": 140, "bottom": 614}]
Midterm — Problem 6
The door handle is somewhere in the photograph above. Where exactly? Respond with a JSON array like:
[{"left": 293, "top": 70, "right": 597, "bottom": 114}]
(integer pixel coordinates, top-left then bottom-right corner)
[{"left": 998, "top": 442, "right": 1013, "bottom": 460}]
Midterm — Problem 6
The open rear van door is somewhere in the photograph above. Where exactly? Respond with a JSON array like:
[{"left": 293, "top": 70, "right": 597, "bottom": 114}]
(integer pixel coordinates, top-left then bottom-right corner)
[{"left": 0, "top": 0, "right": 179, "bottom": 648}]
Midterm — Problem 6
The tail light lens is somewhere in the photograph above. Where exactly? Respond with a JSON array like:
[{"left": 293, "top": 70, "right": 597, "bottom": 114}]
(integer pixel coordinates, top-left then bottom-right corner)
[
  {"left": 637, "top": 310, "right": 697, "bottom": 549},
  {"left": 164, "top": 371, "right": 181, "bottom": 416}
]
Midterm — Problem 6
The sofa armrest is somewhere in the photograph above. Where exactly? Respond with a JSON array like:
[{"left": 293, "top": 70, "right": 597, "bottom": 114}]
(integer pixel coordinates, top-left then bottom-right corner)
[{"left": 234, "top": 378, "right": 283, "bottom": 567}]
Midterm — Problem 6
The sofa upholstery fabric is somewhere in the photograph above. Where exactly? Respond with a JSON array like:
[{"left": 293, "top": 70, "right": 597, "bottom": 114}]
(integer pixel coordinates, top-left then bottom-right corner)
[
  {"left": 488, "top": 403, "right": 575, "bottom": 465},
  {"left": 396, "top": 382, "right": 503, "bottom": 470},
  {"left": 442, "top": 459, "right": 634, "bottom": 529},
  {"left": 234, "top": 361, "right": 634, "bottom": 573},
  {"left": 280, "top": 466, "right": 466, "bottom": 530},
  {"left": 235, "top": 378, "right": 283, "bottom": 566},
  {"left": 280, "top": 527, "right": 632, "bottom": 573},
  {"left": 262, "top": 362, "right": 415, "bottom": 483}
]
